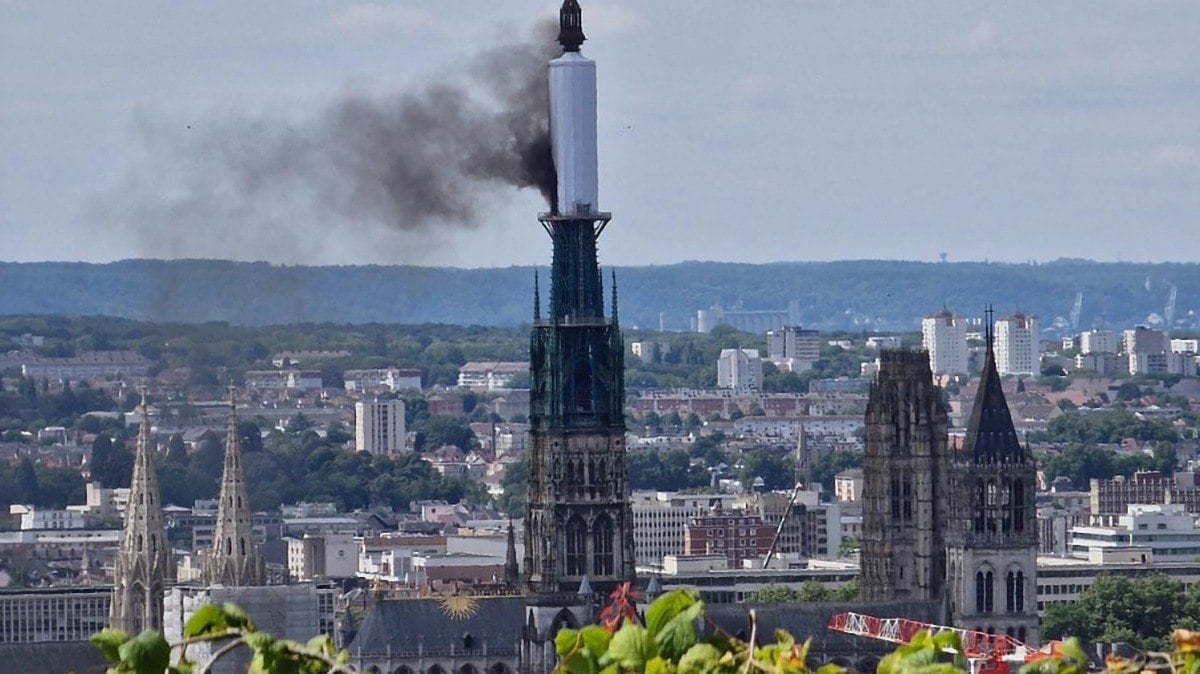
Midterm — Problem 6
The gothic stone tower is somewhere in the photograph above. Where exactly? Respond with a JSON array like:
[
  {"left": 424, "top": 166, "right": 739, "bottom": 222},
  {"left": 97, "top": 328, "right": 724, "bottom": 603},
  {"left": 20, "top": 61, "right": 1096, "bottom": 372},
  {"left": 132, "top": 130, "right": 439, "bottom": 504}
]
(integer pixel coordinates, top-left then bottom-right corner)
[
  {"left": 111, "top": 394, "right": 172, "bottom": 632},
  {"left": 204, "top": 389, "right": 265, "bottom": 586},
  {"left": 523, "top": 0, "right": 634, "bottom": 600},
  {"left": 860, "top": 350, "right": 949, "bottom": 603},
  {"left": 945, "top": 315, "right": 1038, "bottom": 643}
]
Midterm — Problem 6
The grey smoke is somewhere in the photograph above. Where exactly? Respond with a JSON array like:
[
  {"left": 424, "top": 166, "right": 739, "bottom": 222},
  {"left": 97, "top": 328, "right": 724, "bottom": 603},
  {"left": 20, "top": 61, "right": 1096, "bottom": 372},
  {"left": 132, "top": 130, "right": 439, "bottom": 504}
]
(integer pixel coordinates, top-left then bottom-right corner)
[{"left": 100, "top": 21, "right": 558, "bottom": 263}]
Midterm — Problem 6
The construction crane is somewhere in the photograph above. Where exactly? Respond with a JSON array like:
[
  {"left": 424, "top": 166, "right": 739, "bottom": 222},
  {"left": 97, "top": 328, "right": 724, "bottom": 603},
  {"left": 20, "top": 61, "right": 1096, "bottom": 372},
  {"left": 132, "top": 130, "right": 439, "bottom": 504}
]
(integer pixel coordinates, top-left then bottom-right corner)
[
  {"left": 1069, "top": 292, "right": 1083, "bottom": 332},
  {"left": 761, "top": 482, "right": 805, "bottom": 569},
  {"left": 827, "top": 612, "right": 1046, "bottom": 674}
]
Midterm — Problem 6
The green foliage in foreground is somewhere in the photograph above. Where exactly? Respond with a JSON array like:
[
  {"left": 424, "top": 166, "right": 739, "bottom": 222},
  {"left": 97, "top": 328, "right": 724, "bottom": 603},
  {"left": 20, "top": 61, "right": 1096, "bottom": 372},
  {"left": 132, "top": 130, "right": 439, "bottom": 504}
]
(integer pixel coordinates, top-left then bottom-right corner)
[
  {"left": 92, "top": 602, "right": 350, "bottom": 674},
  {"left": 93, "top": 591, "right": 1200, "bottom": 674}
]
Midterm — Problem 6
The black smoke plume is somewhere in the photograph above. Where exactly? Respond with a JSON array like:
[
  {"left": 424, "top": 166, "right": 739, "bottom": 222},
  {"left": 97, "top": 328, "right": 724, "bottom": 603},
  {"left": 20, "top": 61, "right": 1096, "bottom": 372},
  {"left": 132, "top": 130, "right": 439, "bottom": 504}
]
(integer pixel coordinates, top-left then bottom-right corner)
[{"left": 101, "top": 21, "right": 558, "bottom": 263}]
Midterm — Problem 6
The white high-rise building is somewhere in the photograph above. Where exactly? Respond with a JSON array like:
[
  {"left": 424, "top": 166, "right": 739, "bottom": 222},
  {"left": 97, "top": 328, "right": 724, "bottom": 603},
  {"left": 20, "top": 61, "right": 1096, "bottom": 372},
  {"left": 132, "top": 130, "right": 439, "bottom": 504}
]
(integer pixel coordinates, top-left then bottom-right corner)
[
  {"left": 765, "top": 326, "right": 820, "bottom": 373},
  {"left": 716, "top": 348, "right": 762, "bottom": 392},
  {"left": 1123, "top": 327, "right": 1167, "bottom": 356},
  {"left": 921, "top": 310, "right": 968, "bottom": 375},
  {"left": 1079, "top": 330, "right": 1116, "bottom": 354},
  {"left": 355, "top": 399, "right": 406, "bottom": 455},
  {"left": 631, "top": 491, "right": 736, "bottom": 566},
  {"left": 995, "top": 313, "right": 1039, "bottom": 376}
]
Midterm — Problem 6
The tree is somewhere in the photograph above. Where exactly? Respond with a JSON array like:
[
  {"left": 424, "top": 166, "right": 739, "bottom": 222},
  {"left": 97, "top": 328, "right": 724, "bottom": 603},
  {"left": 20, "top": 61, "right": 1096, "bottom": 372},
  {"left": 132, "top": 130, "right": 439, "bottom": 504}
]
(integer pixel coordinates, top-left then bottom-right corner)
[
  {"left": 498, "top": 455, "right": 529, "bottom": 517},
  {"left": 16, "top": 457, "right": 38, "bottom": 503},
  {"left": 417, "top": 415, "right": 476, "bottom": 453},
  {"left": 736, "top": 449, "right": 794, "bottom": 490},
  {"left": 1041, "top": 574, "right": 1186, "bottom": 651}
]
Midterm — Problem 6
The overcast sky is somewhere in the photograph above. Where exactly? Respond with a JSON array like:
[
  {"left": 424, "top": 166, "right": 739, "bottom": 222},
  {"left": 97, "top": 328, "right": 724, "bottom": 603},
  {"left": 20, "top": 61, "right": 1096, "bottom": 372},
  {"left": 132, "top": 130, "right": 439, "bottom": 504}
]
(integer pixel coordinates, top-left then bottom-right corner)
[{"left": 1, "top": 1, "right": 1198, "bottom": 267}]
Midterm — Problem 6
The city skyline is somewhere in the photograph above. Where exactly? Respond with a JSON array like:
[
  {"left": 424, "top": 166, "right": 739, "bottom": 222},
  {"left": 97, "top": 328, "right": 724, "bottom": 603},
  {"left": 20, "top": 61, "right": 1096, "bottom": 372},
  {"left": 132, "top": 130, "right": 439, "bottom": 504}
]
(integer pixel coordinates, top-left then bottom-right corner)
[{"left": 2, "top": 2, "right": 1198, "bottom": 267}]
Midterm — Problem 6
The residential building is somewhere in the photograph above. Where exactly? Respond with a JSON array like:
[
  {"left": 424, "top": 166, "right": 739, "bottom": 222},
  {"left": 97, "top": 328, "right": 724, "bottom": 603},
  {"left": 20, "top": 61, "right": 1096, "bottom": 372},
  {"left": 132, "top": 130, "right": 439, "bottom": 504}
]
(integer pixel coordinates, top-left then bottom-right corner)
[
  {"left": 1171, "top": 339, "right": 1199, "bottom": 354},
  {"left": 457, "top": 361, "right": 528, "bottom": 390},
  {"left": 866, "top": 336, "right": 902, "bottom": 350},
  {"left": 765, "top": 326, "right": 821, "bottom": 373},
  {"left": 343, "top": 368, "right": 422, "bottom": 392},
  {"left": 683, "top": 509, "right": 774, "bottom": 566},
  {"left": 1070, "top": 504, "right": 1200, "bottom": 561},
  {"left": 995, "top": 312, "right": 1039, "bottom": 376},
  {"left": 1074, "top": 352, "right": 1124, "bottom": 375},
  {"left": 19, "top": 350, "right": 151, "bottom": 380},
  {"left": 0, "top": 586, "right": 111, "bottom": 644},
  {"left": 716, "top": 349, "right": 763, "bottom": 392},
  {"left": 834, "top": 469, "right": 864, "bottom": 503},
  {"left": 355, "top": 399, "right": 406, "bottom": 455},
  {"left": 286, "top": 534, "right": 358, "bottom": 581},
  {"left": 243, "top": 370, "right": 323, "bottom": 390},
  {"left": 9, "top": 505, "right": 85, "bottom": 530},
  {"left": 737, "top": 490, "right": 842, "bottom": 560},
  {"left": 1079, "top": 330, "right": 1117, "bottom": 355},
  {"left": 631, "top": 491, "right": 736, "bottom": 566},
  {"left": 921, "top": 310, "right": 968, "bottom": 375},
  {"left": 1123, "top": 327, "right": 1167, "bottom": 356},
  {"left": 630, "top": 341, "right": 671, "bottom": 363}
]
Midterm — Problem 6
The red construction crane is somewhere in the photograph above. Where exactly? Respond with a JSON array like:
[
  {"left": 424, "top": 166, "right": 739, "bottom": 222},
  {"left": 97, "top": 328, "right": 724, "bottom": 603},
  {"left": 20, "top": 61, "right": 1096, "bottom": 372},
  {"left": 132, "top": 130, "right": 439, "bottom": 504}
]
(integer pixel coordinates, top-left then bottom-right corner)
[{"left": 827, "top": 612, "right": 1035, "bottom": 674}]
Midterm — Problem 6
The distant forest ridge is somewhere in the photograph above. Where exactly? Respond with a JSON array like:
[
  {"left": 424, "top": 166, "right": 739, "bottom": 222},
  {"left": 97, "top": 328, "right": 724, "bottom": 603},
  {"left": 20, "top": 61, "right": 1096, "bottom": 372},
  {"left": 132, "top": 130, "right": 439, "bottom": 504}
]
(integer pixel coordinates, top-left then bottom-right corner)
[{"left": 1, "top": 258, "right": 1197, "bottom": 334}]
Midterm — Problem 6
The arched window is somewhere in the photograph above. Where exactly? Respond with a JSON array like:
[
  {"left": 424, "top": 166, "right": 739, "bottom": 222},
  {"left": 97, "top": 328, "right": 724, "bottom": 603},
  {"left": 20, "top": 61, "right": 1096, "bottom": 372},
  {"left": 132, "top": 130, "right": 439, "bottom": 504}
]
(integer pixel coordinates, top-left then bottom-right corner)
[
  {"left": 890, "top": 478, "right": 901, "bottom": 519},
  {"left": 596, "top": 459, "right": 608, "bottom": 497},
  {"left": 593, "top": 515, "right": 615, "bottom": 576},
  {"left": 566, "top": 516, "right": 587, "bottom": 575},
  {"left": 1006, "top": 571, "right": 1016, "bottom": 612},
  {"left": 1000, "top": 482, "right": 1012, "bottom": 533},
  {"left": 1015, "top": 570, "right": 1025, "bottom": 612},
  {"left": 225, "top": 537, "right": 232, "bottom": 555},
  {"left": 976, "top": 568, "right": 994, "bottom": 613},
  {"left": 985, "top": 571, "right": 994, "bottom": 612},
  {"left": 1012, "top": 479, "right": 1025, "bottom": 532},
  {"left": 975, "top": 571, "right": 986, "bottom": 613},
  {"left": 239, "top": 537, "right": 246, "bottom": 556},
  {"left": 902, "top": 478, "right": 914, "bottom": 521},
  {"left": 1018, "top": 627, "right": 1027, "bottom": 642},
  {"left": 136, "top": 534, "right": 143, "bottom": 552},
  {"left": 986, "top": 481, "right": 998, "bottom": 533}
]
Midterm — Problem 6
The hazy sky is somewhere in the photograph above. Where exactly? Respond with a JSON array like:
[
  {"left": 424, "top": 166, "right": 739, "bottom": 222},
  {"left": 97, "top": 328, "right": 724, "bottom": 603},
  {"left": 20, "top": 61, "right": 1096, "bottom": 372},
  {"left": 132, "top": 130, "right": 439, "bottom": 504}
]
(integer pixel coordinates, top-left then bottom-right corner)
[{"left": 2, "top": 1, "right": 1198, "bottom": 267}]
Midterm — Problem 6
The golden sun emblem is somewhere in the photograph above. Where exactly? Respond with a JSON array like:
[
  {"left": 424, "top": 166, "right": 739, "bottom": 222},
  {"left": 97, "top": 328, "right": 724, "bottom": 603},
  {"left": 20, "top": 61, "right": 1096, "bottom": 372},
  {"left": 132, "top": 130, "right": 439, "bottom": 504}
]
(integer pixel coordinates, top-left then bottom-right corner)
[{"left": 438, "top": 595, "right": 480, "bottom": 620}]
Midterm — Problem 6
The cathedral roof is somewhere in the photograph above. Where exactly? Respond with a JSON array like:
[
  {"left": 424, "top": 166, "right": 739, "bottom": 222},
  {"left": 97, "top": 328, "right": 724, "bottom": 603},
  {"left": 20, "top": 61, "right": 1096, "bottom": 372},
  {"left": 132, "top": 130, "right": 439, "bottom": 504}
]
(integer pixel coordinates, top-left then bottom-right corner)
[
  {"left": 963, "top": 325, "right": 1025, "bottom": 463},
  {"left": 348, "top": 596, "right": 526, "bottom": 656}
]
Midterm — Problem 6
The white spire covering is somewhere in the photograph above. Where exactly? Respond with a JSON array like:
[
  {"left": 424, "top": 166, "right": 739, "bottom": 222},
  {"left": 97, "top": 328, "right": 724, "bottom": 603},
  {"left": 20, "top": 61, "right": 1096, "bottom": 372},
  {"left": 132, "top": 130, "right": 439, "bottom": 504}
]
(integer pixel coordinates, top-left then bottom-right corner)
[{"left": 549, "top": 50, "right": 599, "bottom": 217}]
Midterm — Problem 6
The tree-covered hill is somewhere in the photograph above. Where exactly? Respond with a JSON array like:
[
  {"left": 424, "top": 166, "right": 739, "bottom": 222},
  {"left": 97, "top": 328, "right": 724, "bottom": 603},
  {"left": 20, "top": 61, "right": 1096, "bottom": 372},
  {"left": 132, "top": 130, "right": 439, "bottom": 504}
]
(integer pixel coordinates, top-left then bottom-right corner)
[{"left": 0, "top": 258, "right": 1197, "bottom": 333}]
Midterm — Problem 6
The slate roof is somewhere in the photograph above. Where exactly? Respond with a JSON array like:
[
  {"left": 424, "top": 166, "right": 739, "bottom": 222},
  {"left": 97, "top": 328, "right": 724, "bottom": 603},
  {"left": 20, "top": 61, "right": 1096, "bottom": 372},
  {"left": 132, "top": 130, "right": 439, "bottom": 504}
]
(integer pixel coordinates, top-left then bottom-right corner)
[
  {"left": 348, "top": 596, "right": 526, "bottom": 656},
  {"left": 963, "top": 334, "right": 1025, "bottom": 463}
]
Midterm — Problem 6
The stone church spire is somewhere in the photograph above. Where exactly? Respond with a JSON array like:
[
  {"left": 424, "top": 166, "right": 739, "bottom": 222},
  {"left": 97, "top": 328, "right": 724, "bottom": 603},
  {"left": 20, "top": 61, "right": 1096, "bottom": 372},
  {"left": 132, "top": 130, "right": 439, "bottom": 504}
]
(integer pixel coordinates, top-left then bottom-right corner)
[
  {"left": 111, "top": 391, "right": 172, "bottom": 633},
  {"left": 204, "top": 387, "right": 264, "bottom": 586}
]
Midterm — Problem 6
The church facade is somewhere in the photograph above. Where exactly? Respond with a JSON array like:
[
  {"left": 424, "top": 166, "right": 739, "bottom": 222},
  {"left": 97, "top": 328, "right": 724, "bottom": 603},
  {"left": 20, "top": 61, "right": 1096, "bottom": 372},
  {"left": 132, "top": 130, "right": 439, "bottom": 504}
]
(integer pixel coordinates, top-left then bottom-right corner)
[{"left": 860, "top": 315, "right": 1039, "bottom": 644}]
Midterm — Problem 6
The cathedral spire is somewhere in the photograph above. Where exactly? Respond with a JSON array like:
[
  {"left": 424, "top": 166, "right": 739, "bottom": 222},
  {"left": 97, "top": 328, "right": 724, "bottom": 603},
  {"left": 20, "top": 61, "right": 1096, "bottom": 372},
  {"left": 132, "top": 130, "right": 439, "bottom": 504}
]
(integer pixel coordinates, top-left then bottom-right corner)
[
  {"left": 504, "top": 518, "right": 519, "bottom": 586},
  {"left": 204, "top": 387, "right": 264, "bottom": 586},
  {"left": 610, "top": 268, "right": 619, "bottom": 326},
  {"left": 111, "top": 389, "right": 171, "bottom": 632},
  {"left": 533, "top": 268, "right": 541, "bottom": 322},
  {"left": 963, "top": 305, "right": 1024, "bottom": 463}
]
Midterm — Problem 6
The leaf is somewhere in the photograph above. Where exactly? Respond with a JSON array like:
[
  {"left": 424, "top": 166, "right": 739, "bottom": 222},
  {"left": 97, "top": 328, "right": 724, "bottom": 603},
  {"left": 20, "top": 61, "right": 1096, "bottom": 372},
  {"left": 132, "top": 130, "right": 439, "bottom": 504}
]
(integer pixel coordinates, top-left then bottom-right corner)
[
  {"left": 90, "top": 628, "right": 129, "bottom": 663},
  {"left": 118, "top": 630, "right": 171, "bottom": 674},
  {"left": 243, "top": 632, "right": 275, "bottom": 652},
  {"left": 654, "top": 601, "right": 704, "bottom": 660},
  {"left": 607, "top": 623, "right": 659, "bottom": 671},
  {"left": 184, "top": 603, "right": 228, "bottom": 638},
  {"left": 678, "top": 643, "right": 722, "bottom": 674},
  {"left": 556, "top": 628, "right": 581, "bottom": 657},
  {"left": 581, "top": 625, "right": 612, "bottom": 657},
  {"left": 645, "top": 656, "right": 671, "bottom": 674},
  {"left": 646, "top": 590, "right": 697, "bottom": 638}
]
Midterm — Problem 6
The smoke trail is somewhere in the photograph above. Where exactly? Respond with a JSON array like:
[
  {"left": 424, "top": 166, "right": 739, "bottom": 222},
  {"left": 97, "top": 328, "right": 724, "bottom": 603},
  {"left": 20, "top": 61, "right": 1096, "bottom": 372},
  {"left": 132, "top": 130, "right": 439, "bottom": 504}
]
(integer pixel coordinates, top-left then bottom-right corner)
[{"left": 99, "top": 20, "right": 557, "bottom": 263}]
